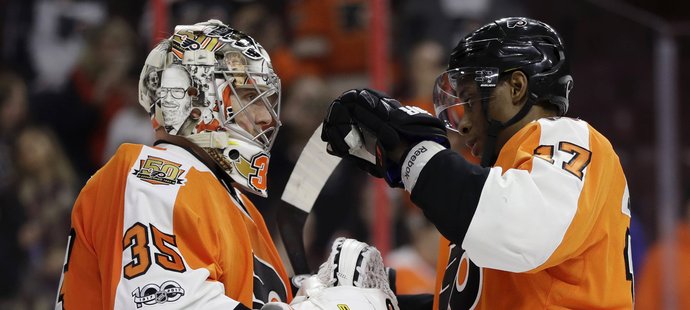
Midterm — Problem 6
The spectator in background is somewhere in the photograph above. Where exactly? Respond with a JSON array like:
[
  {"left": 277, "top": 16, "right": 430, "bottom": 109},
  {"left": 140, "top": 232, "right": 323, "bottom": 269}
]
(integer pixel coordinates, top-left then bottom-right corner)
[
  {"left": 29, "top": 0, "right": 106, "bottom": 91},
  {"left": 229, "top": 2, "right": 303, "bottom": 89},
  {"left": 169, "top": 0, "right": 232, "bottom": 31},
  {"left": 386, "top": 206, "right": 440, "bottom": 294},
  {"left": 266, "top": 75, "right": 370, "bottom": 267},
  {"left": 400, "top": 40, "right": 446, "bottom": 113},
  {"left": 102, "top": 75, "right": 155, "bottom": 162},
  {"left": 401, "top": 40, "right": 478, "bottom": 163},
  {"left": 0, "top": 71, "right": 28, "bottom": 186},
  {"left": 636, "top": 192, "right": 690, "bottom": 310},
  {"left": 33, "top": 17, "right": 138, "bottom": 181},
  {"left": 0, "top": 71, "right": 28, "bottom": 308},
  {"left": 280, "top": 76, "right": 333, "bottom": 159},
  {"left": 15, "top": 127, "right": 76, "bottom": 309}
]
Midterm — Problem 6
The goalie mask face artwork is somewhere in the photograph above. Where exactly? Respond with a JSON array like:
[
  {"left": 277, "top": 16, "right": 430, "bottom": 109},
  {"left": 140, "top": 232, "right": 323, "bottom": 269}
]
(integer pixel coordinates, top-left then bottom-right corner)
[
  {"left": 138, "top": 20, "right": 282, "bottom": 197},
  {"left": 158, "top": 66, "right": 193, "bottom": 133}
]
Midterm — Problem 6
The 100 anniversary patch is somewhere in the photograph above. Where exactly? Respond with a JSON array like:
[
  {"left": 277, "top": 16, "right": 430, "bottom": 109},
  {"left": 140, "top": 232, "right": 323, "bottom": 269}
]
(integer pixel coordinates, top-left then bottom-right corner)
[{"left": 133, "top": 156, "right": 185, "bottom": 185}]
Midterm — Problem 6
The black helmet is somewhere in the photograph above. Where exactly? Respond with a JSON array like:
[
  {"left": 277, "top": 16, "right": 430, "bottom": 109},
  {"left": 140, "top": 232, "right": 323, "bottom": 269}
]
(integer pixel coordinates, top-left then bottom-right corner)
[{"left": 449, "top": 17, "right": 573, "bottom": 115}]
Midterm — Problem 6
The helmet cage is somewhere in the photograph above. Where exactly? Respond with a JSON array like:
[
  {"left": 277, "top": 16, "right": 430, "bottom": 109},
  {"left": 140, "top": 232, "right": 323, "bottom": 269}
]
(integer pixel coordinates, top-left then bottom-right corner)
[{"left": 215, "top": 66, "right": 282, "bottom": 152}]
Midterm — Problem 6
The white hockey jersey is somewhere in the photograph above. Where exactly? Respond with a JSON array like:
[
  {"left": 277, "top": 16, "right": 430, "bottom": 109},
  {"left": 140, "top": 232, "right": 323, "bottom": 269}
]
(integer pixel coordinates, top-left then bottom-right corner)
[{"left": 56, "top": 140, "right": 291, "bottom": 309}]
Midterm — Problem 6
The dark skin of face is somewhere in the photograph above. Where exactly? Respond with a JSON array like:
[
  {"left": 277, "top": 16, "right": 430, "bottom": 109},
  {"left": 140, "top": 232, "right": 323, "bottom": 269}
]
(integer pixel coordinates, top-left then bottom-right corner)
[{"left": 391, "top": 71, "right": 558, "bottom": 162}]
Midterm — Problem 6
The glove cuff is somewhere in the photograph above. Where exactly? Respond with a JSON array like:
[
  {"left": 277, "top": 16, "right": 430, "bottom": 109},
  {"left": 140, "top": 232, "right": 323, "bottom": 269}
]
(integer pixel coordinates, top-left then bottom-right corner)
[{"left": 401, "top": 141, "right": 446, "bottom": 193}]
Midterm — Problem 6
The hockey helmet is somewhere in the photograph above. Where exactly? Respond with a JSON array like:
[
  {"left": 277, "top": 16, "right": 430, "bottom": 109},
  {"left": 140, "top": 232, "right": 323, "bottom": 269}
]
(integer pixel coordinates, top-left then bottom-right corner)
[{"left": 433, "top": 17, "right": 573, "bottom": 134}]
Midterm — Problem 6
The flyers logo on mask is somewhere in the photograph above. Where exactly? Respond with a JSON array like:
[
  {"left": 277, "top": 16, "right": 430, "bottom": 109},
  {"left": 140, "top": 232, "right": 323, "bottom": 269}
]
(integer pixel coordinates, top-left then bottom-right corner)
[
  {"left": 133, "top": 156, "right": 186, "bottom": 185},
  {"left": 171, "top": 31, "right": 225, "bottom": 60}
]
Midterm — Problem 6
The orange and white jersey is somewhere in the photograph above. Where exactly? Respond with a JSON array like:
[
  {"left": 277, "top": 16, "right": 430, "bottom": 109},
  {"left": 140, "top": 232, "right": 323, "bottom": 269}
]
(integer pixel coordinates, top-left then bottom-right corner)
[
  {"left": 56, "top": 141, "right": 291, "bottom": 309},
  {"left": 432, "top": 117, "right": 633, "bottom": 309}
]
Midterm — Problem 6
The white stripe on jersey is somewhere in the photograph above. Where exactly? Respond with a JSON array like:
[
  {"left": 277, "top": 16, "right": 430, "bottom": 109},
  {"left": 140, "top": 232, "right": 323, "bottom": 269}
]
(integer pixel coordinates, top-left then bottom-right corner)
[
  {"left": 621, "top": 183, "right": 631, "bottom": 218},
  {"left": 114, "top": 145, "right": 242, "bottom": 309},
  {"left": 462, "top": 118, "right": 590, "bottom": 273}
]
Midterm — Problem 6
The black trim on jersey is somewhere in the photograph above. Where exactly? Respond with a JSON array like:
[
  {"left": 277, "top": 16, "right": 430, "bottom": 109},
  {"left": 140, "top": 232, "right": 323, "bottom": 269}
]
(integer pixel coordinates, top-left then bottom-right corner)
[
  {"left": 410, "top": 149, "right": 490, "bottom": 243},
  {"left": 396, "top": 294, "right": 434, "bottom": 310},
  {"left": 234, "top": 303, "right": 251, "bottom": 310}
]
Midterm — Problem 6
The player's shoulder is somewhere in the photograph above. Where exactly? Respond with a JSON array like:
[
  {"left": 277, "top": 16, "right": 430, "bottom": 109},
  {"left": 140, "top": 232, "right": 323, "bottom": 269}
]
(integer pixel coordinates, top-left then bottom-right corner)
[
  {"left": 96, "top": 142, "right": 214, "bottom": 189},
  {"left": 112, "top": 142, "right": 145, "bottom": 157},
  {"left": 528, "top": 117, "right": 590, "bottom": 146},
  {"left": 503, "top": 117, "right": 587, "bottom": 149},
  {"left": 97, "top": 143, "right": 147, "bottom": 174},
  {"left": 105, "top": 143, "right": 190, "bottom": 172},
  {"left": 534, "top": 116, "right": 586, "bottom": 125},
  {"left": 533, "top": 116, "right": 589, "bottom": 134},
  {"left": 129, "top": 143, "right": 212, "bottom": 173},
  {"left": 526, "top": 117, "right": 619, "bottom": 165}
]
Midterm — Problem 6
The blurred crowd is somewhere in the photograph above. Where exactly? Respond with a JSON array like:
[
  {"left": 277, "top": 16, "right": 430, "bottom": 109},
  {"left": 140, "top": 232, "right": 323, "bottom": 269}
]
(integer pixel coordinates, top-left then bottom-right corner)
[{"left": 0, "top": 0, "right": 688, "bottom": 309}]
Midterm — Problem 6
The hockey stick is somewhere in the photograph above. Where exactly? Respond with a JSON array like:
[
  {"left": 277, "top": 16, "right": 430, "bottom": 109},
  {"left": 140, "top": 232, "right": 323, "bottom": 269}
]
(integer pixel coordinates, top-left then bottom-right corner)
[{"left": 279, "top": 124, "right": 342, "bottom": 275}]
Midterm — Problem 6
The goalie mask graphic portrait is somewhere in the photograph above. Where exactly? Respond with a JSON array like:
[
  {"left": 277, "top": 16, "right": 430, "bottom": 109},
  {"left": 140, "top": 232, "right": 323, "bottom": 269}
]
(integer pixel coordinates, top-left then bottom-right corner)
[
  {"left": 157, "top": 65, "right": 194, "bottom": 133},
  {"left": 138, "top": 20, "right": 281, "bottom": 197}
]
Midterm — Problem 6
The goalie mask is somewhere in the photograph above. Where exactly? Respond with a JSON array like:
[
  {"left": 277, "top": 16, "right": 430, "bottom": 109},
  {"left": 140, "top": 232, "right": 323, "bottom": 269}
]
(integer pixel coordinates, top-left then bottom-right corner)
[{"left": 138, "top": 20, "right": 281, "bottom": 197}]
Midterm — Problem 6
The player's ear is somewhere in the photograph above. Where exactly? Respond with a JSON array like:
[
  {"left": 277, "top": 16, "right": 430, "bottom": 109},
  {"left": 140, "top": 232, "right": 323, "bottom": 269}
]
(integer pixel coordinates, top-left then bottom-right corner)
[{"left": 509, "top": 71, "right": 528, "bottom": 106}]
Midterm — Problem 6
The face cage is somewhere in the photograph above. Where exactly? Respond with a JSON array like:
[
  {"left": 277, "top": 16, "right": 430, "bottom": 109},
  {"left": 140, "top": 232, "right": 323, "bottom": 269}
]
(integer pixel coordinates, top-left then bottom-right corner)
[
  {"left": 433, "top": 67, "right": 500, "bottom": 133},
  {"left": 214, "top": 69, "right": 282, "bottom": 152}
]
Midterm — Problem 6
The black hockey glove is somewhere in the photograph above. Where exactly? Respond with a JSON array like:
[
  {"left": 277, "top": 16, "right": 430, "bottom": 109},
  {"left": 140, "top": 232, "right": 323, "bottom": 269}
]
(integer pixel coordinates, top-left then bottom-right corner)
[{"left": 321, "top": 88, "right": 449, "bottom": 187}]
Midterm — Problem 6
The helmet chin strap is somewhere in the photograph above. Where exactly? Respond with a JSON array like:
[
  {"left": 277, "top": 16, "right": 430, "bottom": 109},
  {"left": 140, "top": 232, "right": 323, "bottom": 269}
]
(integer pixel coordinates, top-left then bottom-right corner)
[{"left": 479, "top": 90, "right": 534, "bottom": 167}]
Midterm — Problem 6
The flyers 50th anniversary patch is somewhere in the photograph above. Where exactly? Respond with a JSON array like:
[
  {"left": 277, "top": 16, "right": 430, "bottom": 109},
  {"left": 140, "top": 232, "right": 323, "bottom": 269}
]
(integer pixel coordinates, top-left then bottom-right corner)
[{"left": 133, "top": 156, "right": 186, "bottom": 185}]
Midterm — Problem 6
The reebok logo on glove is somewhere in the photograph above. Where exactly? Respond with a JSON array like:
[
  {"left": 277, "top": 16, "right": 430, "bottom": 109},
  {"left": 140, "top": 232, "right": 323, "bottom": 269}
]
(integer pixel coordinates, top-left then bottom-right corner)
[
  {"left": 403, "top": 146, "right": 428, "bottom": 179},
  {"left": 400, "top": 141, "right": 446, "bottom": 192},
  {"left": 399, "top": 106, "right": 432, "bottom": 116}
]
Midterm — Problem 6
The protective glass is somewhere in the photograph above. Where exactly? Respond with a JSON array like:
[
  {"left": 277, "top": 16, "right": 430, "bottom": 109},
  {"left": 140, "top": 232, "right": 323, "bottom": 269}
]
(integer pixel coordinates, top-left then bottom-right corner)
[{"left": 432, "top": 67, "right": 499, "bottom": 133}]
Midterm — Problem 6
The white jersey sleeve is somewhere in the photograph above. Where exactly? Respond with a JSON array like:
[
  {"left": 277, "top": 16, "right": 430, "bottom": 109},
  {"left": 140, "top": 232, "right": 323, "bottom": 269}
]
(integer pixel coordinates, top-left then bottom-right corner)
[{"left": 462, "top": 118, "right": 593, "bottom": 273}]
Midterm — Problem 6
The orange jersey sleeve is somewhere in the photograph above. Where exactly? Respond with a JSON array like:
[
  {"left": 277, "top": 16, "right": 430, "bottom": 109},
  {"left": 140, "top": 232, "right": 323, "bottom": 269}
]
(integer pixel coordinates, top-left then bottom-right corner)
[
  {"left": 56, "top": 143, "right": 290, "bottom": 309},
  {"left": 434, "top": 118, "right": 633, "bottom": 309}
]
